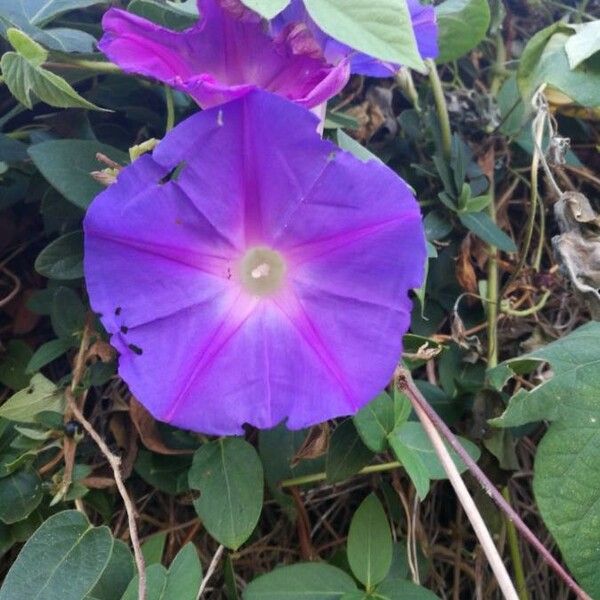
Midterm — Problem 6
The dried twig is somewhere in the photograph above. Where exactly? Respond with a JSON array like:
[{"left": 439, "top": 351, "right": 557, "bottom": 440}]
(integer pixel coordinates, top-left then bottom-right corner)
[
  {"left": 196, "top": 544, "right": 225, "bottom": 599},
  {"left": 396, "top": 367, "right": 592, "bottom": 600}
]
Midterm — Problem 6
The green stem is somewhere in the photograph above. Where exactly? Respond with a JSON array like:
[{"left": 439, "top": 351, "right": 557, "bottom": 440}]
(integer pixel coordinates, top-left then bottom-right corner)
[
  {"left": 501, "top": 289, "right": 551, "bottom": 317},
  {"left": 486, "top": 195, "right": 499, "bottom": 369},
  {"left": 165, "top": 85, "right": 175, "bottom": 133},
  {"left": 50, "top": 59, "right": 121, "bottom": 73},
  {"left": 279, "top": 460, "right": 402, "bottom": 488},
  {"left": 502, "top": 487, "right": 529, "bottom": 600},
  {"left": 427, "top": 59, "right": 451, "bottom": 161}
]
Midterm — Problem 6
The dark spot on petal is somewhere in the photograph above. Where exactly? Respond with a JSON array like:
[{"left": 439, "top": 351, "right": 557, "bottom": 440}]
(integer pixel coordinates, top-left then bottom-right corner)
[
  {"left": 26, "top": 386, "right": 34, "bottom": 394},
  {"left": 120, "top": 325, "right": 129, "bottom": 334},
  {"left": 115, "top": 307, "right": 122, "bottom": 316},
  {"left": 159, "top": 161, "right": 186, "bottom": 185},
  {"left": 128, "top": 343, "right": 143, "bottom": 355}
]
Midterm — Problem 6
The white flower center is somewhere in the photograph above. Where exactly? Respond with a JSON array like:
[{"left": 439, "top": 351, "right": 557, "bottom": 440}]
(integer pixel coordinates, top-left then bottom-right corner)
[{"left": 240, "top": 246, "right": 286, "bottom": 296}]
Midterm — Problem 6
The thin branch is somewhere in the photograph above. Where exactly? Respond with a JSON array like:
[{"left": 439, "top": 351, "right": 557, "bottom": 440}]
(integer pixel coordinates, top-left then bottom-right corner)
[
  {"left": 408, "top": 376, "right": 519, "bottom": 600},
  {"left": 196, "top": 544, "right": 225, "bottom": 600},
  {"left": 68, "top": 394, "right": 147, "bottom": 600},
  {"left": 396, "top": 367, "right": 592, "bottom": 600}
]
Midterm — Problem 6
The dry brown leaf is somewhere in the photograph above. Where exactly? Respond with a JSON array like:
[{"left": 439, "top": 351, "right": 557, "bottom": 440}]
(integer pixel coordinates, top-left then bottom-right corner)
[
  {"left": 291, "top": 423, "right": 330, "bottom": 466},
  {"left": 130, "top": 397, "right": 193, "bottom": 455},
  {"left": 456, "top": 236, "right": 478, "bottom": 295}
]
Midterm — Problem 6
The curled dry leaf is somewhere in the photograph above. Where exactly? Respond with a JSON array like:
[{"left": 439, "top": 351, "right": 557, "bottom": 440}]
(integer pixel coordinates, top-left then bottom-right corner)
[
  {"left": 129, "top": 397, "right": 193, "bottom": 455},
  {"left": 290, "top": 423, "right": 330, "bottom": 466},
  {"left": 456, "top": 235, "right": 479, "bottom": 295},
  {"left": 552, "top": 192, "right": 600, "bottom": 319}
]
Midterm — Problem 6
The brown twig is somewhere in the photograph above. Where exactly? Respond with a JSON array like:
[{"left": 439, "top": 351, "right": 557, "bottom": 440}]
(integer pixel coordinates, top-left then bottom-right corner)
[
  {"left": 396, "top": 367, "right": 592, "bottom": 600},
  {"left": 66, "top": 318, "right": 146, "bottom": 600}
]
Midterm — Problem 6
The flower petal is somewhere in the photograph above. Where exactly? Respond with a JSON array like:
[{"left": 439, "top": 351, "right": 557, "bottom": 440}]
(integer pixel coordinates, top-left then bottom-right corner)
[
  {"left": 84, "top": 90, "right": 426, "bottom": 434},
  {"left": 99, "top": 0, "right": 349, "bottom": 108}
]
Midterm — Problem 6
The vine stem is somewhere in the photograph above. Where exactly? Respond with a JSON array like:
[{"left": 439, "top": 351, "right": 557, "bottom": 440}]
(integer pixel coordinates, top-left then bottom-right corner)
[
  {"left": 396, "top": 367, "right": 592, "bottom": 600},
  {"left": 407, "top": 375, "right": 519, "bottom": 600},
  {"left": 165, "top": 85, "right": 175, "bottom": 133},
  {"left": 427, "top": 59, "right": 451, "bottom": 160},
  {"left": 279, "top": 461, "right": 402, "bottom": 488},
  {"left": 503, "top": 487, "right": 528, "bottom": 600}
]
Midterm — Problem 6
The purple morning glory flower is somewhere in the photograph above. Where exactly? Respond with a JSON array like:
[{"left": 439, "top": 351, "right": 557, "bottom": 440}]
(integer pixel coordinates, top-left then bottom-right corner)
[
  {"left": 84, "top": 90, "right": 426, "bottom": 435},
  {"left": 271, "top": 0, "right": 439, "bottom": 77},
  {"left": 98, "top": 0, "right": 349, "bottom": 109}
]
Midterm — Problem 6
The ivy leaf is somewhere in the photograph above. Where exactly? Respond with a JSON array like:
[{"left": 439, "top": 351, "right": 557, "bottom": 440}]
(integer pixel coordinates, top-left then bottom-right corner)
[
  {"left": 0, "top": 373, "right": 63, "bottom": 423},
  {"left": 304, "top": 0, "right": 425, "bottom": 72},
  {"left": 491, "top": 322, "right": 600, "bottom": 598},
  {"left": 240, "top": 0, "right": 290, "bottom": 18},
  {"left": 244, "top": 563, "right": 358, "bottom": 599},
  {"left": 0, "top": 510, "right": 113, "bottom": 600},
  {"left": 490, "top": 322, "right": 600, "bottom": 428},
  {"left": 189, "top": 437, "right": 263, "bottom": 549},
  {"left": 518, "top": 23, "right": 600, "bottom": 108},
  {"left": 564, "top": 21, "right": 600, "bottom": 69},
  {"left": 435, "top": 0, "right": 490, "bottom": 63},
  {"left": 1, "top": 29, "right": 105, "bottom": 111},
  {"left": 347, "top": 494, "right": 393, "bottom": 590}
]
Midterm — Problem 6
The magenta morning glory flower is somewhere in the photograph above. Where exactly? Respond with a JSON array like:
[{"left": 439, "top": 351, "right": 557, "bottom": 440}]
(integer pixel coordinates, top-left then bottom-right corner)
[
  {"left": 270, "top": 0, "right": 439, "bottom": 77},
  {"left": 84, "top": 90, "right": 426, "bottom": 435},
  {"left": 98, "top": 0, "right": 349, "bottom": 109}
]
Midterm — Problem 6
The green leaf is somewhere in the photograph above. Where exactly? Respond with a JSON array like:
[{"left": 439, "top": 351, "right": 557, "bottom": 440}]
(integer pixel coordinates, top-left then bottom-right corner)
[
  {"left": 0, "top": 470, "right": 43, "bottom": 524},
  {"left": 347, "top": 493, "right": 393, "bottom": 590},
  {"left": 141, "top": 532, "right": 166, "bottom": 565},
  {"left": 533, "top": 422, "right": 600, "bottom": 599},
  {"left": 435, "top": 0, "right": 490, "bottom": 63},
  {"left": 189, "top": 437, "right": 263, "bottom": 549},
  {"left": 462, "top": 195, "right": 492, "bottom": 213},
  {"left": 391, "top": 422, "right": 480, "bottom": 480},
  {"left": 458, "top": 211, "right": 517, "bottom": 253},
  {"left": 244, "top": 562, "right": 358, "bottom": 599},
  {"left": 0, "top": 510, "right": 113, "bottom": 600},
  {"left": 0, "top": 373, "right": 63, "bottom": 422},
  {"left": 354, "top": 392, "right": 396, "bottom": 452},
  {"left": 120, "top": 564, "right": 168, "bottom": 600},
  {"left": 0, "top": 0, "right": 105, "bottom": 52},
  {"left": 304, "top": 0, "right": 425, "bottom": 72},
  {"left": 163, "top": 543, "right": 203, "bottom": 600},
  {"left": 134, "top": 450, "right": 192, "bottom": 495},
  {"left": 326, "top": 419, "right": 373, "bottom": 483},
  {"left": 388, "top": 432, "right": 430, "bottom": 500},
  {"left": 518, "top": 23, "right": 600, "bottom": 108},
  {"left": 128, "top": 0, "right": 198, "bottom": 29},
  {"left": 28, "top": 140, "right": 128, "bottom": 209},
  {"left": 564, "top": 21, "right": 600, "bottom": 69},
  {"left": 375, "top": 578, "right": 440, "bottom": 599},
  {"left": 6, "top": 29, "right": 47, "bottom": 65},
  {"left": 423, "top": 210, "right": 453, "bottom": 241},
  {"left": 0, "top": 51, "right": 104, "bottom": 111},
  {"left": 240, "top": 0, "right": 290, "bottom": 18},
  {"left": 35, "top": 231, "right": 84, "bottom": 279},
  {"left": 25, "top": 338, "right": 73, "bottom": 374},
  {"left": 335, "top": 130, "right": 381, "bottom": 163},
  {"left": 87, "top": 540, "right": 134, "bottom": 600},
  {"left": 51, "top": 286, "right": 85, "bottom": 338},
  {"left": 491, "top": 322, "right": 600, "bottom": 428},
  {"left": 0, "top": 0, "right": 107, "bottom": 28},
  {"left": 0, "top": 340, "right": 33, "bottom": 391}
]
